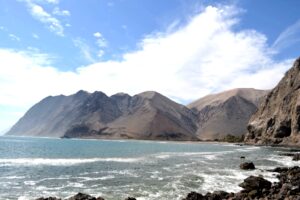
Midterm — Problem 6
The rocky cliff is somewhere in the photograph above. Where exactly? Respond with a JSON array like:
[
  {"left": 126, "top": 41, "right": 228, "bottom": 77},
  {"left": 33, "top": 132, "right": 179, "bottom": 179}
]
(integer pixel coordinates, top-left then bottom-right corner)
[
  {"left": 245, "top": 58, "right": 300, "bottom": 146},
  {"left": 188, "top": 88, "right": 267, "bottom": 140},
  {"left": 7, "top": 91, "right": 199, "bottom": 140}
]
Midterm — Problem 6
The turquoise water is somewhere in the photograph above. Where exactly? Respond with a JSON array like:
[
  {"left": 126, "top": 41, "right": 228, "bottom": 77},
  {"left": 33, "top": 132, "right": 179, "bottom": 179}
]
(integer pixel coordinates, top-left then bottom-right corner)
[{"left": 0, "top": 136, "right": 298, "bottom": 200}]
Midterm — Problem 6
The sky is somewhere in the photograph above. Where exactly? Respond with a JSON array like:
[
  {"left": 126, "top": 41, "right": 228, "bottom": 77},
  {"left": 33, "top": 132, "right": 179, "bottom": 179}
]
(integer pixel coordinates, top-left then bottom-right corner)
[{"left": 0, "top": 0, "right": 300, "bottom": 133}]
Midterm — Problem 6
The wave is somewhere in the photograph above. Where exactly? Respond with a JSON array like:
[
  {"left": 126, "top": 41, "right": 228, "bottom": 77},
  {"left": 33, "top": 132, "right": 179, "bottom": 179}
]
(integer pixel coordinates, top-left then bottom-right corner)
[
  {"left": 0, "top": 157, "right": 143, "bottom": 166},
  {"left": 267, "top": 155, "right": 299, "bottom": 167}
]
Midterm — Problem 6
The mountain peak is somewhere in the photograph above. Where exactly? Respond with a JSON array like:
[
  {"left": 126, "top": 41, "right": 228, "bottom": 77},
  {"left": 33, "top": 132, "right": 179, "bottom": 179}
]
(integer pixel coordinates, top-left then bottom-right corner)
[
  {"left": 188, "top": 88, "right": 267, "bottom": 111},
  {"left": 187, "top": 88, "right": 268, "bottom": 140},
  {"left": 137, "top": 91, "right": 164, "bottom": 99}
]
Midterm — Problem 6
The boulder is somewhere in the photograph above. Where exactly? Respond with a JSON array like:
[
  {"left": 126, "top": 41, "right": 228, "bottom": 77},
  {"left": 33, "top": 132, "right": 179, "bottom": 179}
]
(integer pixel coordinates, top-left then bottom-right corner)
[
  {"left": 292, "top": 153, "right": 300, "bottom": 161},
  {"left": 182, "top": 191, "right": 205, "bottom": 200},
  {"left": 238, "top": 176, "right": 271, "bottom": 192},
  {"left": 239, "top": 162, "right": 255, "bottom": 170},
  {"left": 67, "top": 193, "right": 104, "bottom": 200},
  {"left": 207, "top": 191, "right": 229, "bottom": 200}
]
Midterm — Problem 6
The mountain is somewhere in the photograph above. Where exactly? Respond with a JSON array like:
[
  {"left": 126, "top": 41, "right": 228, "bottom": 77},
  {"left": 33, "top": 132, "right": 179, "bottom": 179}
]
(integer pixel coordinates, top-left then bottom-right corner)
[
  {"left": 245, "top": 58, "right": 300, "bottom": 146},
  {"left": 188, "top": 88, "right": 268, "bottom": 140},
  {"left": 7, "top": 91, "right": 199, "bottom": 140}
]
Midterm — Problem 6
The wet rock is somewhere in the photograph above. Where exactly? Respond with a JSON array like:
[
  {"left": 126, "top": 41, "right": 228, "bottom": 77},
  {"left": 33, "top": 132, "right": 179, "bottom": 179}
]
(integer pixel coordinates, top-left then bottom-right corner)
[
  {"left": 208, "top": 191, "right": 229, "bottom": 199},
  {"left": 239, "top": 162, "right": 255, "bottom": 170},
  {"left": 279, "top": 153, "right": 295, "bottom": 157},
  {"left": 67, "top": 193, "right": 104, "bottom": 200},
  {"left": 238, "top": 176, "right": 271, "bottom": 192},
  {"left": 292, "top": 153, "right": 300, "bottom": 161},
  {"left": 182, "top": 191, "right": 205, "bottom": 200}
]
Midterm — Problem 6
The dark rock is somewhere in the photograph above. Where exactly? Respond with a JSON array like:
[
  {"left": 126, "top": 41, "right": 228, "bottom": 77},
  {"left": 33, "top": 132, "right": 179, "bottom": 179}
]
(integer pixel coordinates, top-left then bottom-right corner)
[
  {"left": 67, "top": 193, "right": 103, "bottom": 200},
  {"left": 279, "top": 153, "right": 295, "bottom": 157},
  {"left": 124, "top": 198, "right": 136, "bottom": 200},
  {"left": 239, "top": 162, "right": 255, "bottom": 170},
  {"left": 292, "top": 153, "right": 300, "bottom": 161},
  {"left": 35, "top": 198, "right": 61, "bottom": 200},
  {"left": 183, "top": 191, "right": 206, "bottom": 200},
  {"left": 207, "top": 191, "right": 229, "bottom": 199},
  {"left": 240, "top": 156, "right": 245, "bottom": 159},
  {"left": 238, "top": 176, "right": 271, "bottom": 192},
  {"left": 269, "top": 167, "right": 289, "bottom": 173}
]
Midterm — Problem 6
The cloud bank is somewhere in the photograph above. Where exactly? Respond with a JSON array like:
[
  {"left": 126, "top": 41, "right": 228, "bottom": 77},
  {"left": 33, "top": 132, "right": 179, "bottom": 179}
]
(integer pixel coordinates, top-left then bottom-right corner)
[{"left": 0, "top": 5, "right": 294, "bottom": 131}]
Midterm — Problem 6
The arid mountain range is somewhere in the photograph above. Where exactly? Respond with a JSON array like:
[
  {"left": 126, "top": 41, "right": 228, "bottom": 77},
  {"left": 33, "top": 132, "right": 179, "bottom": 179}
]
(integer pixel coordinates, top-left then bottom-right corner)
[
  {"left": 7, "top": 88, "right": 266, "bottom": 140},
  {"left": 188, "top": 88, "right": 267, "bottom": 140}
]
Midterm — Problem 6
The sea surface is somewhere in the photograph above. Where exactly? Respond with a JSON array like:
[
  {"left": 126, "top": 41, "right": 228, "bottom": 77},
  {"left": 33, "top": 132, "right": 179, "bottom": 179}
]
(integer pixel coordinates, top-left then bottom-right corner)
[{"left": 0, "top": 136, "right": 298, "bottom": 200}]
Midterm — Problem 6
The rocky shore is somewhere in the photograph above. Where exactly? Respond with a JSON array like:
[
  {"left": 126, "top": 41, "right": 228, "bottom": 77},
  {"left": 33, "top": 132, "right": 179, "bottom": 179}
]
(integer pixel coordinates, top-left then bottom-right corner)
[
  {"left": 184, "top": 166, "right": 300, "bottom": 200},
  {"left": 36, "top": 165, "right": 300, "bottom": 200}
]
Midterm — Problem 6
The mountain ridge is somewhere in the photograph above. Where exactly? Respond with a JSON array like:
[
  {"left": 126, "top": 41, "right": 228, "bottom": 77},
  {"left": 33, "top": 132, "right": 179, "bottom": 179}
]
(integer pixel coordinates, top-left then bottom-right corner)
[
  {"left": 188, "top": 88, "right": 268, "bottom": 140},
  {"left": 7, "top": 91, "right": 199, "bottom": 140},
  {"left": 7, "top": 88, "right": 267, "bottom": 141}
]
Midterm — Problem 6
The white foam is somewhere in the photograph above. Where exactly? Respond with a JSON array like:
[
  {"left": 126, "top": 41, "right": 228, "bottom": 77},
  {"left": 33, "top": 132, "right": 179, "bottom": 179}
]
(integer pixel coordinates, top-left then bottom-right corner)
[
  {"left": 67, "top": 182, "right": 84, "bottom": 188},
  {"left": 155, "top": 154, "right": 171, "bottom": 159},
  {"left": 0, "top": 157, "right": 142, "bottom": 166},
  {"left": 2, "top": 175, "right": 25, "bottom": 179},
  {"left": 234, "top": 147, "right": 260, "bottom": 153},
  {"left": 79, "top": 175, "right": 115, "bottom": 182},
  {"left": 18, "top": 196, "right": 29, "bottom": 200},
  {"left": 267, "top": 155, "right": 299, "bottom": 167},
  {"left": 24, "top": 180, "right": 36, "bottom": 186}
]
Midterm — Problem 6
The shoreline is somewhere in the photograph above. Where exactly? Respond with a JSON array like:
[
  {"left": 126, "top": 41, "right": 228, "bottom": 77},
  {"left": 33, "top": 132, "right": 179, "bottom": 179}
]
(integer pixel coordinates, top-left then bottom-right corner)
[
  {"left": 36, "top": 165, "right": 300, "bottom": 200},
  {"left": 2, "top": 136, "right": 299, "bottom": 199},
  {"left": 4, "top": 135, "right": 300, "bottom": 148}
]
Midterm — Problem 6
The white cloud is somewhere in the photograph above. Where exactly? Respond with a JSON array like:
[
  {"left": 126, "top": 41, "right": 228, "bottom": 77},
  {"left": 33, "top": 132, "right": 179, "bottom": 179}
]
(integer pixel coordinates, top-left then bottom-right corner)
[
  {"left": 32, "top": 33, "right": 39, "bottom": 39},
  {"left": 93, "top": 32, "right": 102, "bottom": 38},
  {"left": 73, "top": 38, "right": 96, "bottom": 63},
  {"left": 53, "top": 7, "right": 71, "bottom": 16},
  {"left": 23, "top": 1, "right": 64, "bottom": 36},
  {"left": 9, "top": 34, "right": 21, "bottom": 41},
  {"left": 0, "top": 5, "right": 294, "bottom": 131},
  {"left": 97, "top": 50, "right": 105, "bottom": 58},
  {"left": 93, "top": 32, "right": 107, "bottom": 48},
  {"left": 43, "top": 0, "right": 59, "bottom": 4},
  {"left": 272, "top": 19, "right": 300, "bottom": 51}
]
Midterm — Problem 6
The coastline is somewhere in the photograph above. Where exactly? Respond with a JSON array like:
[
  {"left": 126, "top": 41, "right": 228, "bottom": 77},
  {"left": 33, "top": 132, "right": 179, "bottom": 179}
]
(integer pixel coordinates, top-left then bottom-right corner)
[
  {"left": 2, "top": 136, "right": 299, "bottom": 199},
  {"left": 36, "top": 165, "right": 300, "bottom": 200}
]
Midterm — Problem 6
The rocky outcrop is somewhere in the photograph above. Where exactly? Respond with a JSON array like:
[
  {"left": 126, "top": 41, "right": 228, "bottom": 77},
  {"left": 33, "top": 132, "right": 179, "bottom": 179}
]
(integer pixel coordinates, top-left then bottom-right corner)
[
  {"left": 183, "top": 166, "right": 300, "bottom": 200},
  {"left": 188, "top": 88, "right": 267, "bottom": 140},
  {"left": 239, "top": 162, "right": 255, "bottom": 170},
  {"left": 7, "top": 91, "right": 198, "bottom": 140},
  {"left": 36, "top": 193, "right": 132, "bottom": 200},
  {"left": 293, "top": 153, "right": 300, "bottom": 161},
  {"left": 245, "top": 58, "right": 300, "bottom": 146}
]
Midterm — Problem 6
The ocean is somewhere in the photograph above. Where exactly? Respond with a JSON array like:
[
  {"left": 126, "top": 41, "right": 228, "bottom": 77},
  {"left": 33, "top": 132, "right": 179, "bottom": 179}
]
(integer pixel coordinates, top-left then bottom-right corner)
[{"left": 0, "top": 136, "right": 298, "bottom": 200}]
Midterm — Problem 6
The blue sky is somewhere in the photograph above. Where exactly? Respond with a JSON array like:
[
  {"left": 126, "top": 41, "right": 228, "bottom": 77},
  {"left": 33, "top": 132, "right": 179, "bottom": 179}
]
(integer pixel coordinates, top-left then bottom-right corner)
[{"left": 0, "top": 0, "right": 300, "bottom": 133}]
